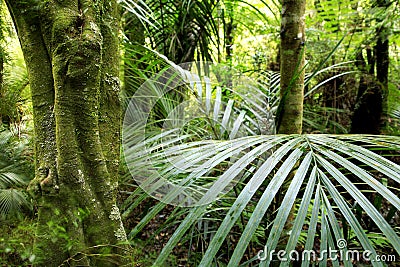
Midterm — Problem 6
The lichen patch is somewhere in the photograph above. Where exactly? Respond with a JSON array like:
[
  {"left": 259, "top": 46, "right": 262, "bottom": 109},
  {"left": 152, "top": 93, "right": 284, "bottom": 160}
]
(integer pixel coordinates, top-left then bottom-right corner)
[{"left": 109, "top": 204, "right": 121, "bottom": 221}]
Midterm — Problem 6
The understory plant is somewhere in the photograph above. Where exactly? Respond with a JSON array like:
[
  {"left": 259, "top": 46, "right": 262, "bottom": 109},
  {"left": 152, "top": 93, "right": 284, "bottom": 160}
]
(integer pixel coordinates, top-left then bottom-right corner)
[
  {"left": 121, "top": 58, "right": 400, "bottom": 266},
  {"left": 0, "top": 127, "right": 33, "bottom": 219}
]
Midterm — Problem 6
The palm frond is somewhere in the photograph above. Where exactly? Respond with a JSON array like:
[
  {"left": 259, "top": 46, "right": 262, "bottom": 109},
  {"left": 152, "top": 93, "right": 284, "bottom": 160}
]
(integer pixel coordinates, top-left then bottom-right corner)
[
  {"left": 119, "top": 0, "right": 159, "bottom": 30},
  {"left": 122, "top": 62, "right": 400, "bottom": 265},
  {"left": 0, "top": 129, "right": 32, "bottom": 219},
  {"left": 0, "top": 189, "right": 31, "bottom": 219},
  {"left": 143, "top": 134, "right": 400, "bottom": 266}
]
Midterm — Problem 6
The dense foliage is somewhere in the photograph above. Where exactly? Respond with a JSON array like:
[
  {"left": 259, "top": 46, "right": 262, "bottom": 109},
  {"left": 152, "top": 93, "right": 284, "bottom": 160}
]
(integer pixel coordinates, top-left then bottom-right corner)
[{"left": 1, "top": 0, "right": 399, "bottom": 266}]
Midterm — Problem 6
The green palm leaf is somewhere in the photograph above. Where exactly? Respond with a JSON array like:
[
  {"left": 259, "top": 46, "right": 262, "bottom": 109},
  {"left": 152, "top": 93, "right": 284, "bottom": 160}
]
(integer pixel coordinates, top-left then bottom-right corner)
[
  {"left": 121, "top": 59, "right": 399, "bottom": 266},
  {"left": 0, "top": 130, "right": 32, "bottom": 218},
  {"left": 138, "top": 135, "right": 400, "bottom": 266}
]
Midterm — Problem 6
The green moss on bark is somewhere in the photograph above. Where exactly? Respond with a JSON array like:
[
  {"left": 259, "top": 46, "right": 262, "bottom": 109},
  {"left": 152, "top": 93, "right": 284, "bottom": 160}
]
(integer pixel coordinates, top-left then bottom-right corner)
[{"left": 6, "top": 1, "right": 130, "bottom": 265}]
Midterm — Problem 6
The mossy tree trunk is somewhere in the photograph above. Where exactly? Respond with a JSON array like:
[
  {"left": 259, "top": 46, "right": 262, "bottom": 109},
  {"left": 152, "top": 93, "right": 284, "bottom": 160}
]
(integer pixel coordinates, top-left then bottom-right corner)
[
  {"left": 5, "top": 1, "right": 129, "bottom": 265},
  {"left": 278, "top": 0, "right": 306, "bottom": 134},
  {"left": 275, "top": 2, "right": 306, "bottom": 265},
  {"left": 0, "top": 2, "right": 5, "bottom": 126},
  {"left": 123, "top": 11, "right": 145, "bottom": 99},
  {"left": 0, "top": 51, "right": 3, "bottom": 125}
]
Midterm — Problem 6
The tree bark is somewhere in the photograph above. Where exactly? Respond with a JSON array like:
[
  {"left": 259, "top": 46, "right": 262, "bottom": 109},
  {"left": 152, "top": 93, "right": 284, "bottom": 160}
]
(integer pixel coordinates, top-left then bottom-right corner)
[
  {"left": 351, "top": 50, "right": 383, "bottom": 134},
  {"left": 0, "top": 3, "right": 4, "bottom": 126},
  {"left": 123, "top": 11, "right": 145, "bottom": 99},
  {"left": 275, "top": 3, "right": 306, "bottom": 266},
  {"left": 0, "top": 50, "right": 3, "bottom": 125},
  {"left": 5, "top": 1, "right": 129, "bottom": 266},
  {"left": 278, "top": 0, "right": 306, "bottom": 134},
  {"left": 351, "top": 0, "right": 390, "bottom": 134},
  {"left": 351, "top": 75, "right": 382, "bottom": 134},
  {"left": 375, "top": 28, "right": 389, "bottom": 122}
]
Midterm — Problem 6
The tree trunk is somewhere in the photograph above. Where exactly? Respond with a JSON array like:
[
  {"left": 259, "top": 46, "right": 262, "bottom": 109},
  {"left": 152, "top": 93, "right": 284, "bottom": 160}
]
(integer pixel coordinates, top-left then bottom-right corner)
[
  {"left": 0, "top": 51, "right": 3, "bottom": 125},
  {"left": 123, "top": 11, "right": 145, "bottom": 99},
  {"left": 351, "top": 75, "right": 383, "bottom": 134},
  {"left": 224, "top": 14, "right": 234, "bottom": 62},
  {"left": 375, "top": 18, "right": 389, "bottom": 125},
  {"left": 5, "top": 1, "right": 129, "bottom": 266},
  {"left": 351, "top": 0, "right": 390, "bottom": 134},
  {"left": 278, "top": 0, "right": 306, "bottom": 134},
  {"left": 275, "top": 3, "right": 306, "bottom": 266},
  {"left": 0, "top": 5, "right": 4, "bottom": 126},
  {"left": 375, "top": 38, "right": 389, "bottom": 92},
  {"left": 351, "top": 50, "right": 383, "bottom": 134}
]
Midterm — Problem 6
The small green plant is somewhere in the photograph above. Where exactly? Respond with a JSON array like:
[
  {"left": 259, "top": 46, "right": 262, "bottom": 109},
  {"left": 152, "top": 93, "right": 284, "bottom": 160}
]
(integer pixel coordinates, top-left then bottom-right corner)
[{"left": 0, "top": 218, "right": 36, "bottom": 266}]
